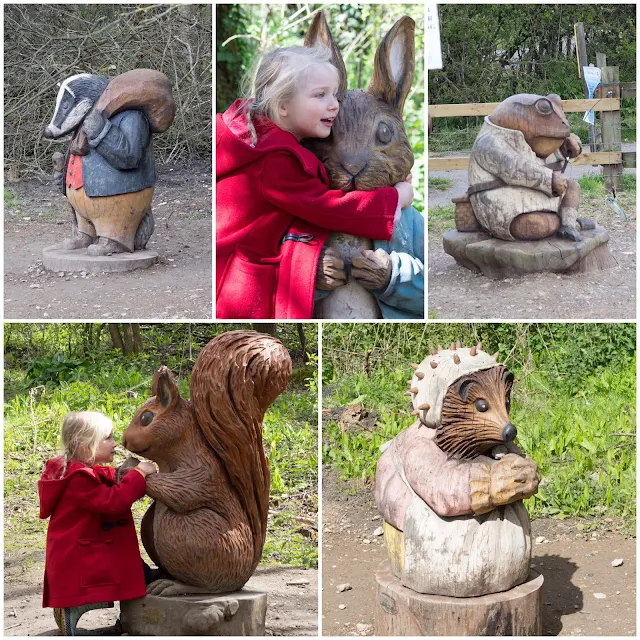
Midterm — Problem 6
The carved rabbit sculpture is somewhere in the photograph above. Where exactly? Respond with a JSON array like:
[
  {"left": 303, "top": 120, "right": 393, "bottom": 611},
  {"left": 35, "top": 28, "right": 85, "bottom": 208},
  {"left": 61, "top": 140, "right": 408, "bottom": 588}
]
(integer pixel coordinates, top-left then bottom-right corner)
[
  {"left": 304, "top": 13, "right": 420, "bottom": 319},
  {"left": 122, "top": 331, "right": 292, "bottom": 594}
]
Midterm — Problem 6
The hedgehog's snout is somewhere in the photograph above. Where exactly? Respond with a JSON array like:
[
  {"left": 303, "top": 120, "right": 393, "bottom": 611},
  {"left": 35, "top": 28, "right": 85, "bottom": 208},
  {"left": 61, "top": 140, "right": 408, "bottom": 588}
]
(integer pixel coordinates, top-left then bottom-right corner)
[{"left": 502, "top": 423, "right": 517, "bottom": 442}]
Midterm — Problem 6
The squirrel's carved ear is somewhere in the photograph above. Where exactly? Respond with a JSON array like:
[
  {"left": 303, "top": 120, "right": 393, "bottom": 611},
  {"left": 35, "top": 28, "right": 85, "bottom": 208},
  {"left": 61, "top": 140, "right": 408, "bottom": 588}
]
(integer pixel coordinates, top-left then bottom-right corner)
[
  {"left": 151, "top": 366, "right": 179, "bottom": 409},
  {"left": 369, "top": 16, "right": 415, "bottom": 114},
  {"left": 304, "top": 11, "right": 348, "bottom": 101}
]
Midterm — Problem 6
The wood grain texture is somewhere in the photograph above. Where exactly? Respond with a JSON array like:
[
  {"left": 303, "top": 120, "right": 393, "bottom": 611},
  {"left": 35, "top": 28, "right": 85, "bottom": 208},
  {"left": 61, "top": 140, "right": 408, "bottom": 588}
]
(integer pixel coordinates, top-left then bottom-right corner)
[{"left": 375, "top": 560, "right": 543, "bottom": 636}]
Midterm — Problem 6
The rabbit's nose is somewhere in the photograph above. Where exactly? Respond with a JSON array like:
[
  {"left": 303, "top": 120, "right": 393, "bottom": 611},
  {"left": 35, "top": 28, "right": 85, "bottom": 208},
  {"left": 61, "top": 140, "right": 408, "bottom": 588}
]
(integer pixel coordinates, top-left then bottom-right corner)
[{"left": 342, "top": 162, "right": 364, "bottom": 177}]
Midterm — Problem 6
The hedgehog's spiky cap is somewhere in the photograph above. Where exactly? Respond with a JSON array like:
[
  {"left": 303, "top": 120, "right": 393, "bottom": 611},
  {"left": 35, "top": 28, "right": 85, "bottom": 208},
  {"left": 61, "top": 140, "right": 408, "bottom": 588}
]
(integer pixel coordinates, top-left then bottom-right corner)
[{"left": 407, "top": 342, "right": 499, "bottom": 428}]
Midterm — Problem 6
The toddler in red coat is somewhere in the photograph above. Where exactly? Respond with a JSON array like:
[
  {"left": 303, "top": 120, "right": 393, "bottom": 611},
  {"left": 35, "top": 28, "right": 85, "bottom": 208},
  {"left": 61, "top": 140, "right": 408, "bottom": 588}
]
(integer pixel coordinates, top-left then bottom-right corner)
[
  {"left": 217, "top": 45, "right": 413, "bottom": 318},
  {"left": 38, "top": 411, "right": 156, "bottom": 636}
]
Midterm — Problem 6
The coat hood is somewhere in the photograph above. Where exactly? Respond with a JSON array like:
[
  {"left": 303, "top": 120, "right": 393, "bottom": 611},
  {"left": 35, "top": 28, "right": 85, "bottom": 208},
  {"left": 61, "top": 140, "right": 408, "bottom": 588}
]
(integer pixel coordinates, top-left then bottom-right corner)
[
  {"left": 409, "top": 345, "right": 499, "bottom": 428},
  {"left": 38, "top": 457, "right": 113, "bottom": 519},
  {"left": 216, "top": 99, "right": 324, "bottom": 179}
]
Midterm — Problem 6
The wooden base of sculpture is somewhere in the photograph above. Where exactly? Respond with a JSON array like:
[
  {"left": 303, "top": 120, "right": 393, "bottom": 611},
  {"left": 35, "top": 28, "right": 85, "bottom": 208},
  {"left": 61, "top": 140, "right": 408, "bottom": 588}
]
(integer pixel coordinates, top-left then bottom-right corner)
[
  {"left": 374, "top": 560, "right": 543, "bottom": 636},
  {"left": 119, "top": 589, "right": 267, "bottom": 636},
  {"left": 42, "top": 245, "right": 158, "bottom": 273},
  {"left": 443, "top": 224, "right": 615, "bottom": 279}
]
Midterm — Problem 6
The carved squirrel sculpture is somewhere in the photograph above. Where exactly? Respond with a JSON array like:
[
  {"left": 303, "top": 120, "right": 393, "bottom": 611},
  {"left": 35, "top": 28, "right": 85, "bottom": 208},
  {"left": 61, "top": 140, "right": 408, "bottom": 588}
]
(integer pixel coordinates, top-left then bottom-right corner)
[
  {"left": 375, "top": 343, "right": 540, "bottom": 597},
  {"left": 468, "top": 94, "right": 595, "bottom": 242},
  {"left": 121, "top": 331, "right": 292, "bottom": 594}
]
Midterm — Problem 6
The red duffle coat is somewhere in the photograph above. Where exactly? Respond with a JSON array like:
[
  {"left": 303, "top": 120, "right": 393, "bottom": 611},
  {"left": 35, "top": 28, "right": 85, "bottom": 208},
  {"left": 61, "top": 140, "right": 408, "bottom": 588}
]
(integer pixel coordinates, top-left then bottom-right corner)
[
  {"left": 216, "top": 99, "right": 399, "bottom": 319},
  {"left": 38, "top": 457, "right": 147, "bottom": 608}
]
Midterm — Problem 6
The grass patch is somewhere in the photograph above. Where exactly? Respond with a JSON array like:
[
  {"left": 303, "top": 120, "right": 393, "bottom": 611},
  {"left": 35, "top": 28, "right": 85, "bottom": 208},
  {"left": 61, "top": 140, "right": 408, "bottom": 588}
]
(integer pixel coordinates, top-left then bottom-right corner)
[
  {"left": 322, "top": 323, "right": 635, "bottom": 531},
  {"left": 5, "top": 342, "right": 318, "bottom": 568},
  {"left": 578, "top": 172, "right": 636, "bottom": 195},
  {"left": 4, "top": 188, "right": 20, "bottom": 207},
  {"left": 428, "top": 203, "right": 455, "bottom": 234},
  {"left": 428, "top": 177, "right": 454, "bottom": 191}
]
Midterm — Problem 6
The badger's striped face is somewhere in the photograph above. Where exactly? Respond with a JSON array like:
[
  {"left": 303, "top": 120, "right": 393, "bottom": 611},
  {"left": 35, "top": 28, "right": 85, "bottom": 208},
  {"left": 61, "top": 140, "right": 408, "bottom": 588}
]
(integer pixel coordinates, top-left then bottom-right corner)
[{"left": 44, "top": 73, "right": 107, "bottom": 139}]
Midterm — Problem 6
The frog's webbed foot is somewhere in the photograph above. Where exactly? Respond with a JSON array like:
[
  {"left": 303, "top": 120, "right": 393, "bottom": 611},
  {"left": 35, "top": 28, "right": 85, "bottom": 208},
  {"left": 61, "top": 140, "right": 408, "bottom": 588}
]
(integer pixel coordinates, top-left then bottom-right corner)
[
  {"left": 557, "top": 225, "right": 581, "bottom": 242},
  {"left": 577, "top": 217, "right": 596, "bottom": 230},
  {"left": 147, "top": 578, "right": 214, "bottom": 597}
]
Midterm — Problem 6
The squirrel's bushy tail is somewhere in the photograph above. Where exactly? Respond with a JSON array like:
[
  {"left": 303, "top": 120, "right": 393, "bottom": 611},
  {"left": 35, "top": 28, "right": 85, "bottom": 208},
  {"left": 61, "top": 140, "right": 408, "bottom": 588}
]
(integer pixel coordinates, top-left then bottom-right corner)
[{"left": 189, "top": 330, "right": 292, "bottom": 567}]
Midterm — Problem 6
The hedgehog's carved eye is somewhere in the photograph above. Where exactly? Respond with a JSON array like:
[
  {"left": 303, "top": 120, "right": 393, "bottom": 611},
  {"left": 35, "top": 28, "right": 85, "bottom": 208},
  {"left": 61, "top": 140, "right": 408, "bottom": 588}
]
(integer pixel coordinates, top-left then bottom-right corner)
[
  {"left": 475, "top": 399, "right": 488, "bottom": 412},
  {"left": 506, "top": 398, "right": 511, "bottom": 412}
]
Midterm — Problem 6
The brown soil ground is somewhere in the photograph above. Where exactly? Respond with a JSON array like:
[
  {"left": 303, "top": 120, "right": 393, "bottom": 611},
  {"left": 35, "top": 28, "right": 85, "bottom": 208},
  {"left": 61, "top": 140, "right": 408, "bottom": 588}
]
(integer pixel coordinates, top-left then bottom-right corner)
[
  {"left": 4, "top": 162, "right": 212, "bottom": 320},
  {"left": 428, "top": 164, "right": 636, "bottom": 320},
  {"left": 4, "top": 549, "right": 317, "bottom": 636},
  {"left": 322, "top": 468, "right": 635, "bottom": 637}
]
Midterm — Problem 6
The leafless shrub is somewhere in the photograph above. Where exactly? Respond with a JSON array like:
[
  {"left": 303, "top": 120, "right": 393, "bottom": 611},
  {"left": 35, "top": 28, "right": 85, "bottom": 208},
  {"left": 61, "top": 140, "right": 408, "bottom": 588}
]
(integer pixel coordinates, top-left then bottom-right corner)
[{"left": 4, "top": 4, "right": 212, "bottom": 179}]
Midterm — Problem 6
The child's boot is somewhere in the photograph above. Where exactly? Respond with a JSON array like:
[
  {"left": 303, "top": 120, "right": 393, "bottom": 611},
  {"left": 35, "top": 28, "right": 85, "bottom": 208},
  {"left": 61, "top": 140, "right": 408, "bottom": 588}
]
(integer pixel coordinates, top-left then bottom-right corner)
[{"left": 53, "top": 602, "right": 114, "bottom": 635}]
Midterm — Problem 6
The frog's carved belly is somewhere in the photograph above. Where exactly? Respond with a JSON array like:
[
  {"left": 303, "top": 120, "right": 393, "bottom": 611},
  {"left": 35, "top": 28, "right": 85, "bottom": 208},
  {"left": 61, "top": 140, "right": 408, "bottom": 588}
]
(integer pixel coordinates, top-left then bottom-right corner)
[{"left": 314, "top": 233, "right": 382, "bottom": 319}]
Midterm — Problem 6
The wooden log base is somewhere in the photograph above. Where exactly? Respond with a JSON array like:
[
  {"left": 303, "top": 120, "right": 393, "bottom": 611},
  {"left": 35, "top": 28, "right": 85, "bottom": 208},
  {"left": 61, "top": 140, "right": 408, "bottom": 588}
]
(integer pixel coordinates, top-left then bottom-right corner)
[
  {"left": 374, "top": 560, "right": 543, "bottom": 636},
  {"left": 443, "top": 224, "right": 614, "bottom": 279}
]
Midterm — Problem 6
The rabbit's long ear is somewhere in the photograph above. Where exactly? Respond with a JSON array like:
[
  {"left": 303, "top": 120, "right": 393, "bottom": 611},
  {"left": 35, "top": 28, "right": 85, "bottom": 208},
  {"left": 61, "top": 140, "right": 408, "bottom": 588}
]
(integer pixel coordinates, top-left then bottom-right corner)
[
  {"left": 369, "top": 16, "right": 415, "bottom": 114},
  {"left": 304, "top": 11, "right": 348, "bottom": 101}
]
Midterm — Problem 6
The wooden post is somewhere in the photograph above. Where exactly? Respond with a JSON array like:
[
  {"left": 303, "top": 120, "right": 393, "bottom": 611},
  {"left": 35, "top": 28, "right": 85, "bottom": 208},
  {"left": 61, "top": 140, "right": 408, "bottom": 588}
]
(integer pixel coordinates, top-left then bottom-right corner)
[
  {"left": 574, "top": 22, "right": 596, "bottom": 151},
  {"left": 597, "top": 53, "right": 623, "bottom": 191}
]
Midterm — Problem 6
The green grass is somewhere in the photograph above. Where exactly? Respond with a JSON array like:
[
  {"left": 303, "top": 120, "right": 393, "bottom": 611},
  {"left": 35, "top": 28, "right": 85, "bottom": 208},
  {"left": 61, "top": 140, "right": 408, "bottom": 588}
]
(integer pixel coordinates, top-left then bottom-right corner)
[
  {"left": 322, "top": 324, "right": 636, "bottom": 530},
  {"left": 578, "top": 172, "right": 636, "bottom": 195},
  {"left": 5, "top": 353, "right": 318, "bottom": 567},
  {"left": 428, "top": 203, "right": 455, "bottom": 233},
  {"left": 4, "top": 188, "right": 20, "bottom": 207},
  {"left": 428, "top": 177, "right": 454, "bottom": 191}
]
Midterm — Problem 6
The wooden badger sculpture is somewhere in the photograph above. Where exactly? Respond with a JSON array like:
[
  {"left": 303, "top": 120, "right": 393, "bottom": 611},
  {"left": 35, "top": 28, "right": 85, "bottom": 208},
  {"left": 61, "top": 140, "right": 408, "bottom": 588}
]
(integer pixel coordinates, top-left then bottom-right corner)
[
  {"left": 463, "top": 94, "right": 595, "bottom": 242},
  {"left": 375, "top": 342, "right": 540, "bottom": 597},
  {"left": 44, "top": 70, "right": 175, "bottom": 255},
  {"left": 121, "top": 331, "right": 292, "bottom": 594}
]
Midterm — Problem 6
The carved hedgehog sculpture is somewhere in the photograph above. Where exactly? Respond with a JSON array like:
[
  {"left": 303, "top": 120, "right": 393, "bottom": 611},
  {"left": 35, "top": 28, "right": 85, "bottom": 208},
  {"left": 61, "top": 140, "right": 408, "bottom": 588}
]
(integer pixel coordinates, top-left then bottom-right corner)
[{"left": 375, "top": 342, "right": 540, "bottom": 597}]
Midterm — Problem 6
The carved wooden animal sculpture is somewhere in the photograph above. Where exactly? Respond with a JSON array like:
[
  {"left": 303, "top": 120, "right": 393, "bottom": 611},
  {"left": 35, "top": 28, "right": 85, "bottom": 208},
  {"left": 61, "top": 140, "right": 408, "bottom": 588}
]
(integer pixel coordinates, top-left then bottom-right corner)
[
  {"left": 122, "top": 331, "right": 292, "bottom": 593},
  {"left": 44, "top": 69, "right": 175, "bottom": 255},
  {"left": 304, "top": 13, "right": 415, "bottom": 319},
  {"left": 465, "top": 94, "right": 595, "bottom": 242},
  {"left": 375, "top": 343, "right": 540, "bottom": 597}
]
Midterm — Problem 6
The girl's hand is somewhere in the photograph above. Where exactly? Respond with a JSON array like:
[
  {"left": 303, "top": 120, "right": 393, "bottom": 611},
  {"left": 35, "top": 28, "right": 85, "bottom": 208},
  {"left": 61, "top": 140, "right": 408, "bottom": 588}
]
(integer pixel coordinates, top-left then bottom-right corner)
[
  {"left": 137, "top": 461, "right": 157, "bottom": 476},
  {"left": 394, "top": 181, "right": 414, "bottom": 209}
]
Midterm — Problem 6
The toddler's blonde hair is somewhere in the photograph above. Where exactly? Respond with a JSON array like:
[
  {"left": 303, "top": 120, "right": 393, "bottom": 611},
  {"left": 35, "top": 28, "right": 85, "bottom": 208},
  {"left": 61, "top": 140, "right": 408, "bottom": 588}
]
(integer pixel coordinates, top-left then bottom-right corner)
[
  {"left": 59, "top": 411, "right": 114, "bottom": 474},
  {"left": 242, "top": 45, "right": 338, "bottom": 146}
]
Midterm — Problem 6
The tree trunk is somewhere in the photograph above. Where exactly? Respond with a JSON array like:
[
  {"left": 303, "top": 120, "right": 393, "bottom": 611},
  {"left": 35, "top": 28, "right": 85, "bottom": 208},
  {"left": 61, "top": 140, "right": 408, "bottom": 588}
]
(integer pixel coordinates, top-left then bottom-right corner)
[
  {"left": 297, "top": 323, "right": 306, "bottom": 356},
  {"left": 108, "top": 324, "right": 125, "bottom": 354},
  {"left": 122, "top": 324, "right": 135, "bottom": 355},
  {"left": 132, "top": 324, "right": 142, "bottom": 352},
  {"left": 253, "top": 323, "right": 277, "bottom": 336}
]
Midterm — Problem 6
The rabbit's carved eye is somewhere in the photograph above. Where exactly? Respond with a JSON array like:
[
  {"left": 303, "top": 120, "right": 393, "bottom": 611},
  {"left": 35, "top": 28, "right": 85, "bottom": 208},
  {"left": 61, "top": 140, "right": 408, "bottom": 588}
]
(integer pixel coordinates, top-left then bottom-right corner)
[
  {"left": 376, "top": 122, "right": 393, "bottom": 145},
  {"left": 140, "top": 411, "right": 155, "bottom": 427}
]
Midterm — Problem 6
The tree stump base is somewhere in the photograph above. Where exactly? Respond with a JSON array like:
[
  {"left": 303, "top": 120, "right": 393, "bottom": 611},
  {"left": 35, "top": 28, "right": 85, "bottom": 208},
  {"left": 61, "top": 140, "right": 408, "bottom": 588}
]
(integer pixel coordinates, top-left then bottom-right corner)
[
  {"left": 443, "top": 224, "right": 615, "bottom": 279},
  {"left": 374, "top": 560, "right": 543, "bottom": 636},
  {"left": 42, "top": 245, "right": 158, "bottom": 273},
  {"left": 120, "top": 589, "right": 267, "bottom": 636}
]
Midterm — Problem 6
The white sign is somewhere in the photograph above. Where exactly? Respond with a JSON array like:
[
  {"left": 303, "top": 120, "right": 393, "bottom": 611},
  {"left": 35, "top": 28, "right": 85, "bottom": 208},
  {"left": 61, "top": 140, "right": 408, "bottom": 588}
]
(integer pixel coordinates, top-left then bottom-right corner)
[
  {"left": 582, "top": 66, "right": 601, "bottom": 126},
  {"left": 427, "top": 4, "right": 442, "bottom": 70}
]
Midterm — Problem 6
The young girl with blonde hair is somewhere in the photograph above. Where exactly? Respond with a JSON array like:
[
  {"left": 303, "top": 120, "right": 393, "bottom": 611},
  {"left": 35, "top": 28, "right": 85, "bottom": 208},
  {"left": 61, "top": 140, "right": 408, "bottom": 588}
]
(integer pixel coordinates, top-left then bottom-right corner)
[
  {"left": 217, "top": 45, "right": 413, "bottom": 319},
  {"left": 38, "top": 411, "right": 156, "bottom": 635}
]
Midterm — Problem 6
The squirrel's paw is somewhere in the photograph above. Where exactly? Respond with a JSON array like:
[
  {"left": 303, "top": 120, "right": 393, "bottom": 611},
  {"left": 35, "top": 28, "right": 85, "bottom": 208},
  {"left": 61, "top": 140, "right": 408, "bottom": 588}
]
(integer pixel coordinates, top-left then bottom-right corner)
[
  {"left": 183, "top": 600, "right": 240, "bottom": 633},
  {"left": 147, "top": 578, "right": 213, "bottom": 597}
]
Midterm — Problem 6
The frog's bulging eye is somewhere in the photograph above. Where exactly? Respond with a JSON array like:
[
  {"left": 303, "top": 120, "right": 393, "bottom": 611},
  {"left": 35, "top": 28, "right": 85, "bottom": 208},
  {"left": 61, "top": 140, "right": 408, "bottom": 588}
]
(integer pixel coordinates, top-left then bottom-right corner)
[
  {"left": 535, "top": 99, "right": 553, "bottom": 115},
  {"left": 475, "top": 399, "right": 488, "bottom": 412},
  {"left": 377, "top": 121, "right": 392, "bottom": 144}
]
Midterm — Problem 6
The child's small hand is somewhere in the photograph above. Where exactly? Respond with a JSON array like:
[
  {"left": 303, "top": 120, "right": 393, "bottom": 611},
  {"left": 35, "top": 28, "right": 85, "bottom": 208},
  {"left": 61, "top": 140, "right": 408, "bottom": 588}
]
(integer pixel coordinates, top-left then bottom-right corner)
[
  {"left": 394, "top": 181, "right": 414, "bottom": 209},
  {"left": 137, "top": 461, "right": 157, "bottom": 476}
]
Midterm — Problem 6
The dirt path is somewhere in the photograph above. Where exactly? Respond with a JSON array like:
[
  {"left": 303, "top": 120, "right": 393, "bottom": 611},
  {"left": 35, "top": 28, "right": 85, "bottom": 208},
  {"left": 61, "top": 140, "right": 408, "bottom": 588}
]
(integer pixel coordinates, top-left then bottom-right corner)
[
  {"left": 322, "top": 468, "right": 635, "bottom": 637},
  {"left": 428, "top": 163, "right": 636, "bottom": 319},
  {"left": 4, "top": 549, "right": 317, "bottom": 636},
  {"left": 4, "top": 162, "right": 212, "bottom": 320}
]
